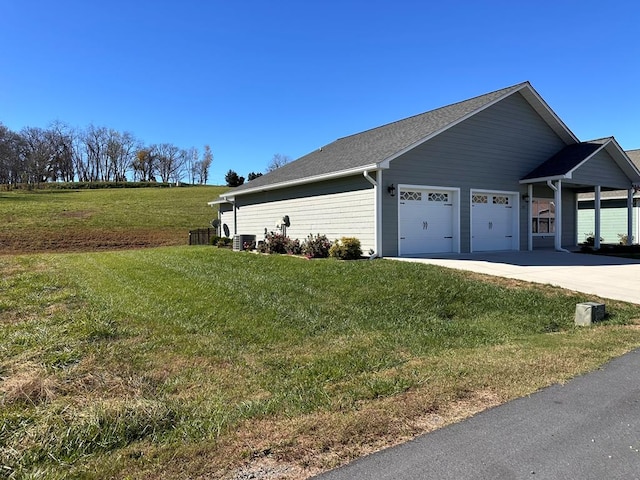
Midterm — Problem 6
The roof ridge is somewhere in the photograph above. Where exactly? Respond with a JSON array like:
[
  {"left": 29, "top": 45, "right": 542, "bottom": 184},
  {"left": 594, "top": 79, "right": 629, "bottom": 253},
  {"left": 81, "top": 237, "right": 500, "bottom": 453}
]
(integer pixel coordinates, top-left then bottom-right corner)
[
  {"left": 333, "top": 81, "right": 530, "bottom": 143},
  {"left": 583, "top": 136, "right": 614, "bottom": 144}
]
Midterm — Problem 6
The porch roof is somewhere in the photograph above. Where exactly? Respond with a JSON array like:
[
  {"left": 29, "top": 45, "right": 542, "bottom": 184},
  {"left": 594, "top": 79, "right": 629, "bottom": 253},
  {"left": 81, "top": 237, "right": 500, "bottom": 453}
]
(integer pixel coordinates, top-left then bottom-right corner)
[{"left": 520, "top": 137, "right": 640, "bottom": 187}]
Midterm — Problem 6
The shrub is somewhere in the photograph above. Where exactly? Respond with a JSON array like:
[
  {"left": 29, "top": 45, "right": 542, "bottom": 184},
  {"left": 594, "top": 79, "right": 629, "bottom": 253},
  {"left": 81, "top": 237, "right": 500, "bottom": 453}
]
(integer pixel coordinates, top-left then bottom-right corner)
[
  {"left": 213, "top": 236, "right": 232, "bottom": 247},
  {"left": 301, "top": 234, "right": 332, "bottom": 258},
  {"left": 329, "top": 237, "right": 362, "bottom": 260},
  {"left": 285, "top": 238, "right": 302, "bottom": 255},
  {"left": 209, "top": 235, "right": 222, "bottom": 246},
  {"left": 257, "top": 233, "right": 300, "bottom": 254},
  {"left": 582, "top": 232, "right": 603, "bottom": 246},
  {"left": 618, "top": 233, "right": 633, "bottom": 245}
]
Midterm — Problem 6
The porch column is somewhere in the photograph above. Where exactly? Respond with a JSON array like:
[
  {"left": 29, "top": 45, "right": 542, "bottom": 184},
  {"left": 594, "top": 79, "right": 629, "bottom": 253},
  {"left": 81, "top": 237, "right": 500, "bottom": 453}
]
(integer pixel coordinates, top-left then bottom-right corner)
[
  {"left": 628, "top": 188, "right": 634, "bottom": 245},
  {"left": 527, "top": 183, "right": 533, "bottom": 251},
  {"left": 594, "top": 186, "right": 601, "bottom": 250},
  {"left": 554, "top": 180, "right": 562, "bottom": 251}
]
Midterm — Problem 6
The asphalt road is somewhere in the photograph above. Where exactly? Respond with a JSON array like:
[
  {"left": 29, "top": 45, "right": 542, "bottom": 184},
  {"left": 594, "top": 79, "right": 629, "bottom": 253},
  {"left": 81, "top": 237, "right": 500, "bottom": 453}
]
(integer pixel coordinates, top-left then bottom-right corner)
[{"left": 313, "top": 349, "right": 640, "bottom": 480}]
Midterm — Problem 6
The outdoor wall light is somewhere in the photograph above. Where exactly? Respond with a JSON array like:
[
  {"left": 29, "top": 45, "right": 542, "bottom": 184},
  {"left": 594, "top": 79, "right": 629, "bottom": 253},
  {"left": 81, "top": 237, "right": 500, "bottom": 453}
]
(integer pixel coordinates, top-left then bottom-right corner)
[
  {"left": 387, "top": 184, "right": 396, "bottom": 197},
  {"left": 522, "top": 194, "right": 530, "bottom": 202}
]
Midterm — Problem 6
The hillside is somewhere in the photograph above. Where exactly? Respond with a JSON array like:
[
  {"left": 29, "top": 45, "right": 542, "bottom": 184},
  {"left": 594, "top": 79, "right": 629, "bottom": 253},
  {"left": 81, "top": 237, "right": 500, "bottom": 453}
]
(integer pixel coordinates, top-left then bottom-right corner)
[{"left": 0, "top": 185, "right": 227, "bottom": 254}]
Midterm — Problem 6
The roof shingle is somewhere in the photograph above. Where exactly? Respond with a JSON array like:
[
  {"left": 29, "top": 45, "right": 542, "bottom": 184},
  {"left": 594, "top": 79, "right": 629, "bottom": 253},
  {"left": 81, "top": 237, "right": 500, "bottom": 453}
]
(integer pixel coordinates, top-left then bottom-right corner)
[
  {"left": 521, "top": 140, "right": 608, "bottom": 180},
  {"left": 229, "top": 82, "right": 529, "bottom": 193}
]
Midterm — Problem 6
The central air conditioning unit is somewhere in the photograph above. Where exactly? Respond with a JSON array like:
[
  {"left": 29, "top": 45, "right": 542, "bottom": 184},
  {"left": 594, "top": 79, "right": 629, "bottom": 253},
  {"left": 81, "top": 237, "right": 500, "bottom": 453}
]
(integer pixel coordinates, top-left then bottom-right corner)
[{"left": 233, "top": 234, "right": 256, "bottom": 251}]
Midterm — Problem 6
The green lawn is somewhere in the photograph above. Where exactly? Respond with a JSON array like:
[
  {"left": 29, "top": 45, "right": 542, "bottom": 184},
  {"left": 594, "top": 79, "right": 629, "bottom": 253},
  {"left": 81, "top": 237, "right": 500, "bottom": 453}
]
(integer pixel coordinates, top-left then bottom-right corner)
[
  {"left": 0, "top": 186, "right": 226, "bottom": 253},
  {"left": 2, "top": 247, "right": 640, "bottom": 479}
]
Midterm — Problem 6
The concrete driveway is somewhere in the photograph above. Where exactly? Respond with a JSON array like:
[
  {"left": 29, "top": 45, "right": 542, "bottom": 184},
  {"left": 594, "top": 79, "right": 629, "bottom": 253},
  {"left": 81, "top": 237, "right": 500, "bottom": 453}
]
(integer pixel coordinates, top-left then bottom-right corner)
[{"left": 391, "top": 250, "right": 640, "bottom": 304}]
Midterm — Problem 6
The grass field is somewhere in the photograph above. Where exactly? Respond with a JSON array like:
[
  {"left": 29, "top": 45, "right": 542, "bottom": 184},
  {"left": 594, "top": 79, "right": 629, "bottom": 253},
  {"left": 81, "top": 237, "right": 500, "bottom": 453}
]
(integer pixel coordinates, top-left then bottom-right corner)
[
  {"left": 0, "top": 186, "right": 226, "bottom": 253},
  {"left": 2, "top": 246, "right": 640, "bottom": 479}
]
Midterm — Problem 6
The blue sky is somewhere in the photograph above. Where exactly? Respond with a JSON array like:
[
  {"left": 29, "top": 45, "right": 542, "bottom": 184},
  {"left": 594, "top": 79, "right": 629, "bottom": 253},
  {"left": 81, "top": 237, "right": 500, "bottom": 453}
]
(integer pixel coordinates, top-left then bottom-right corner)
[{"left": 2, "top": 0, "right": 639, "bottom": 184}]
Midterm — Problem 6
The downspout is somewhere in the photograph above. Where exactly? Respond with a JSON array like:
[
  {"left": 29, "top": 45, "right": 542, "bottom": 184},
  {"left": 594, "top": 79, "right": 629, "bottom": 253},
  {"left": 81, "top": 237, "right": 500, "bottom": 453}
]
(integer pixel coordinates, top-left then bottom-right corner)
[
  {"left": 363, "top": 170, "right": 381, "bottom": 259},
  {"left": 527, "top": 183, "right": 533, "bottom": 251},
  {"left": 546, "top": 180, "right": 570, "bottom": 253},
  {"left": 214, "top": 195, "right": 236, "bottom": 237},
  {"left": 594, "top": 186, "right": 601, "bottom": 250},
  {"left": 627, "top": 187, "right": 634, "bottom": 245}
]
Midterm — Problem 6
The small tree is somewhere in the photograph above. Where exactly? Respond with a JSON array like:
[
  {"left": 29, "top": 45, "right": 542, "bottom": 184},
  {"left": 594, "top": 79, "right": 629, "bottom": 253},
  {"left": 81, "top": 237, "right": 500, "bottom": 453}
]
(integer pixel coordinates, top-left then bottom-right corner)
[
  {"left": 247, "top": 171, "right": 263, "bottom": 181},
  {"left": 199, "top": 145, "right": 213, "bottom": 184},
  {"left": 267, "top": 153, "right": 292, "bottom": 172},
  {"left": 225, "top": 169, "right": 245, "bottom": 187}
]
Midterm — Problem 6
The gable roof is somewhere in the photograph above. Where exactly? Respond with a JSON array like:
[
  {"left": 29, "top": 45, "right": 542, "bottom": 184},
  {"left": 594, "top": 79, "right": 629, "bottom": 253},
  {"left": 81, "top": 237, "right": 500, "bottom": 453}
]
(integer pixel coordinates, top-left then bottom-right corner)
[
  {"left": 219, "top": 81, "right": 578, "bottom": 199},
  {"left": 521, "top": 137, "right": 640, "bottom": 185},
  {"left": 626, "top": 149, "right": 640, "bottom": 168},
  {"left": 577, "top": 148, "right": 640, "bottom": 200},
  {"left": 521, "top": 138, "right": 609, "bottom": 181}
]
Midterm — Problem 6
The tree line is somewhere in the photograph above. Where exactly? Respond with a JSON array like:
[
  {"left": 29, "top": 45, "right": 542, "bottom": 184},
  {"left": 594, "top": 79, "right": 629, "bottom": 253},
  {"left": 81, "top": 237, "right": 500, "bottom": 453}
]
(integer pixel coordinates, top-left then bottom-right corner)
[{"left": 0, "top": 121, "right": 212, "bottom": 187}]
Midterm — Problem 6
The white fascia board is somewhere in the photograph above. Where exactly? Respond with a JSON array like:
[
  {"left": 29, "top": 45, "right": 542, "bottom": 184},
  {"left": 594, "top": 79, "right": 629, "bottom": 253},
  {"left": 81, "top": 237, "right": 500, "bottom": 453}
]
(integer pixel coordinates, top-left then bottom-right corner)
[
  {"left": 379, "top": 83, "right": 571, "bottom": 168},
  {"left": 520, "top": 84, "right": 580, "bottom": 144},
  {"left": 227, "top": 164, "right": 381, "bottom": 197},
  {"left": 565, "top": 142, "right": 608, "bottom": 177},
  {"left": 519, "top": 175, "right": 566, "bottom": 184},
  {"left": 207, "top": 198, "right": 233, "bottom": 206},
  {"left": 568, "top": 138, "right": 640, "bottom": 184},
  {"left": 610, "top": 140, "right": 640, "bottom": 180}
]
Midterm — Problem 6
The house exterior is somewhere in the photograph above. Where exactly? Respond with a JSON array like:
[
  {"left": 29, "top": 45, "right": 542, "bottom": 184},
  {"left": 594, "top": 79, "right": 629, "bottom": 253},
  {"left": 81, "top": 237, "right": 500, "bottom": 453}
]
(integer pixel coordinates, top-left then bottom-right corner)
[
  {"left": 210, "top": 82, "right": 640, "bottom": 257},
  {"left": 577, "top": 149, "right": 640, "bottom": 245}
]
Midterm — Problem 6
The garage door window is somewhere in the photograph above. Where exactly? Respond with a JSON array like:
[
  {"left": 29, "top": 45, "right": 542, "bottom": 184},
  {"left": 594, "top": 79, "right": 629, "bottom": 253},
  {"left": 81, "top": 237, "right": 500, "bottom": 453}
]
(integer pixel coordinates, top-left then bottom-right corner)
[
  {"left": 400, "top": 191, "right": 422, "bottom": 201},
  {"left": 428, "top": 192, "right": 449, "bottom": 202},
  {"left": 532, "top": 198, "right": 555, "bottom": 234}
]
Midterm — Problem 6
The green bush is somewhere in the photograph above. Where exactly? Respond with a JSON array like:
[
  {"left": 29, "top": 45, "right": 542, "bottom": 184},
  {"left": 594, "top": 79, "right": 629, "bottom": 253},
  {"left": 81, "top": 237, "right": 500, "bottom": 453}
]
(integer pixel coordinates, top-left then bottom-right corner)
[
  {"left": 210, "top": 236, "right": 232, "bottom": 247},
  {"left": 217, "top": 237, "right": 232, "bottom": 247},
  {"left": 329, "top": 237, "right": 362, "bottom": 260},
  {"left": 301, "top": 234, "right": 332, "bottom": 258}
]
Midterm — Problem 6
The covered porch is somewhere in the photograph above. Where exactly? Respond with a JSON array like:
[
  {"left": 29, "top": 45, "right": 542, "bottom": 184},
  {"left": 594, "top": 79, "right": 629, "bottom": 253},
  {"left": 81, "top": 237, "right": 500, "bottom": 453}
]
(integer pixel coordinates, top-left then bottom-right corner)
[{"left": 520, "top": 138, "right": 640, "bottom": 251}]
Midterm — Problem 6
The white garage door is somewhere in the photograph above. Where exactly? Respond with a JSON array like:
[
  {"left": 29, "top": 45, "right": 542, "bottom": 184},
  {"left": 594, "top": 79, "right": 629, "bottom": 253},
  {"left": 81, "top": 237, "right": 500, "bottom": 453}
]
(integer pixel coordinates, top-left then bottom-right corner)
[
  {"left": 399, "top": 188, "right": 456, "bottom": 255},
  {"left": 472, "top": 192, "right": 516, "bottom": 251}
]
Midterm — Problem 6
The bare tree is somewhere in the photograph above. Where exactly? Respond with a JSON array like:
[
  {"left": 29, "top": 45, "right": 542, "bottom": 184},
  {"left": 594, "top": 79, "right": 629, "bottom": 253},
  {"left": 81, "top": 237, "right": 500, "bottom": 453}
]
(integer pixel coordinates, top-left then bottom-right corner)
[
  {"left": 199, "top": 145, "right": 213, "bottom": 184},
  {"left": 155, "top": 143, "right": 186, "bottom": 183},
  {"left": 81, "top": 125, "right": 110, "bottom": 181},
  {"left": 267, "top": 153, "right": 292, "bottom": 172},
  {"left": 106, "top": 130, "right": 139, "bottom": 182},
  {"left": 0, "top": 123, "right": 23, "bottom": 186},
  {"left": 46, "top": 121, "right": 75, "bottom": 182},
  {"left": 184, "top": 147, "right": 198, "bottom": 184},
  {"left": 20, "top": 127, "right": 54, "bottom": 185}
]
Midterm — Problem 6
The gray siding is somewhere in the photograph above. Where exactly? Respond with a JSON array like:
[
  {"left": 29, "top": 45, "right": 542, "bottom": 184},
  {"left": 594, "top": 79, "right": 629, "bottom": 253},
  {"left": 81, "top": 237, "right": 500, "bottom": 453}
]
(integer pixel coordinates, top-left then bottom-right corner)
[
  {"left": 571, "top": 150, "right": 631, "bottom": 189},
  {"left": 382, "top": 92, "right": 567, "bottom": 255}
]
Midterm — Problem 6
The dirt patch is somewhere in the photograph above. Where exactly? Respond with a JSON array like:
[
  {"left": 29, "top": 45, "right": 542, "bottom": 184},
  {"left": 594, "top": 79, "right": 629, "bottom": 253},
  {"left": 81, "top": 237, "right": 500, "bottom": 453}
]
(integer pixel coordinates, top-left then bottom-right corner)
[{"left": 0, "top": 228, "right": 185, "bottom": 255}]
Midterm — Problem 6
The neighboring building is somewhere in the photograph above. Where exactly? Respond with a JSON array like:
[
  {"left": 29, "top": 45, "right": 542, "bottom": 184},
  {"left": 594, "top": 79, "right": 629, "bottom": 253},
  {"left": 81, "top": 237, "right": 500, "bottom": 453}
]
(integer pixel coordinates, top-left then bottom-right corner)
[
  {"left": 577, "top": 149, "right": 640, "bottom": 245},
  {"left": 210, "top": 82, "right": 640, "bottom": 257}
]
